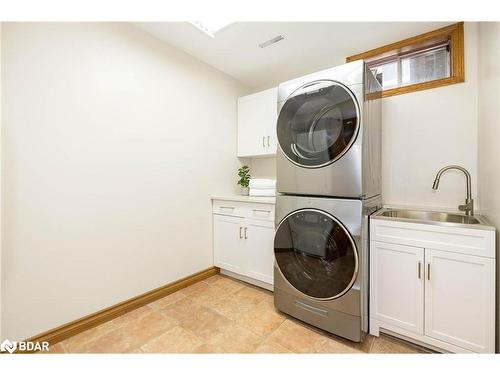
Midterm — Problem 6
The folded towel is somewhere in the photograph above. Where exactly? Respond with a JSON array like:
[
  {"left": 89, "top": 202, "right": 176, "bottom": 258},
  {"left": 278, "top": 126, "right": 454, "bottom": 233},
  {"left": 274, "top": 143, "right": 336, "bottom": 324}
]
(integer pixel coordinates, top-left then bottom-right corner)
[
  {"left": 249, "top": 188, "right": 276, "bottom": 197},
  {"left": 249, "top": 179, "right": 276, "bottom": 189}
]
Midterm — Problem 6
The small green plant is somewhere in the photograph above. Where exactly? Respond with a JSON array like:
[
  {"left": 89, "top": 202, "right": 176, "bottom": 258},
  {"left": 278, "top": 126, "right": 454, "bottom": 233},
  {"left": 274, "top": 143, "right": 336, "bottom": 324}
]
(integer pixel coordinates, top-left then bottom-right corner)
[{"left": 237, "top": 165, "right": 251, "bottom": 188}]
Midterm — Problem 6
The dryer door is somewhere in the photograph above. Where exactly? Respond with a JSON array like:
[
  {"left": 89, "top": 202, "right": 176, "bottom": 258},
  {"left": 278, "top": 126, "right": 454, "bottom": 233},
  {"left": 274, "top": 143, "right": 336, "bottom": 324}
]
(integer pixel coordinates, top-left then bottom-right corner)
[
  {"left": 277, "top": 80, "right": 359, "bottom": 168},
  {"left": 274, "top": 209, "right": 358, "bottom": 300}
]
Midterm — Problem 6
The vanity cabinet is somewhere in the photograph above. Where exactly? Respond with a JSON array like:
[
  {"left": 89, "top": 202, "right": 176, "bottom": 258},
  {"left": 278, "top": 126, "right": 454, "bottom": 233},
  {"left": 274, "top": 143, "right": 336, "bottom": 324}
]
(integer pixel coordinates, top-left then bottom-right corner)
[
  {"left": 212, "top": 198, "right": 275, "bottom": 288},
  {"left": 237, "top": 87, "right": 278, "bottom": 157},
  {"left": 370, "top": 216, "right": 496, "bottom": 353}
]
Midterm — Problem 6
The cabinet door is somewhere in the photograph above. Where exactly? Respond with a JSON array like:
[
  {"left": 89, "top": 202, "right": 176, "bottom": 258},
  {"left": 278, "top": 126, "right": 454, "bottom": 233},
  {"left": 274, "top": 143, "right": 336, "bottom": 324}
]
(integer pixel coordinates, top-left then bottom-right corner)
[
  {"left": 244, "top": 219, "right": 275, "bottom": 285},
  {"left": 237, "top": 87, "right": 277, "bottom": 157},
  {"left": 262, "top": 87, "right": 278, "bottom": 154},
  {"left": 424, "top": 249, "right": 495, "bottom": 353},
  {"left": 371, "top": 241, "right": 424, "bottom": 334},
  {"left": 213, "top": 214, "right": 244, "bottom": 274}
]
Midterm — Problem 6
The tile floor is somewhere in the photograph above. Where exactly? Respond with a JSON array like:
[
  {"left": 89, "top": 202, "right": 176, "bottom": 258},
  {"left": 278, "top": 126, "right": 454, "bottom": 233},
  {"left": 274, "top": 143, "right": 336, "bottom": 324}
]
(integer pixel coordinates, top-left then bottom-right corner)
[{"left": 49, "top": 274, "right": 430, "bottom": 354}]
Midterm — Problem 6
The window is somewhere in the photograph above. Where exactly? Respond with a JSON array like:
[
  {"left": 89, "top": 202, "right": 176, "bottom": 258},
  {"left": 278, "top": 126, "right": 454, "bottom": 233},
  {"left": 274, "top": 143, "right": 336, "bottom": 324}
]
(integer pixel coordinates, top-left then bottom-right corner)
[{"left": 346, "top": 22, "right": 464, "bottom": 97}]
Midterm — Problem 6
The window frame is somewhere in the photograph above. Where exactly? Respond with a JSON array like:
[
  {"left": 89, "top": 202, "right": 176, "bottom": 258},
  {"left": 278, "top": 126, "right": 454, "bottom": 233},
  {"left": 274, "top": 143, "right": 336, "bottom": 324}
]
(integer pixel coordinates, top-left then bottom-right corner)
[{"left": 346, "top": 22, "right": 464, "bottom": 98}]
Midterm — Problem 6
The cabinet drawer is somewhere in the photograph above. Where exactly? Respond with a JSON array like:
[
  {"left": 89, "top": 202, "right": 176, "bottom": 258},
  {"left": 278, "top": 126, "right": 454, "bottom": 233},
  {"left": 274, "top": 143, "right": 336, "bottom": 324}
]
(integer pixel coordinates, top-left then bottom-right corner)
[
  {"left": 370, "top": 218, "right": 495, "bottom": 258},
  {"left": 212, "top": 200, "right": 275, "bottom": 222}
]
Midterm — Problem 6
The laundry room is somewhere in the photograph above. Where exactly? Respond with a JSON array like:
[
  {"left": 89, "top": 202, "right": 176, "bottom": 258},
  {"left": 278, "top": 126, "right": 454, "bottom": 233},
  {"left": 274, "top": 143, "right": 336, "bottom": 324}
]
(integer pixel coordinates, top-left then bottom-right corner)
[{"left": 1, "top": 2, "right": 500, "bottom": 373}]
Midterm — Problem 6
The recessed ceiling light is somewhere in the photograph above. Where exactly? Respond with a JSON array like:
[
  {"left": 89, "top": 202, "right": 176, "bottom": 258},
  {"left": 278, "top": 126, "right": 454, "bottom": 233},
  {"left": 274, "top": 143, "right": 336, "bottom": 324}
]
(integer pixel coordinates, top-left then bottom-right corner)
[
  {"left": 190, "top": 21, "right": 231, "bottom": 38},
  {"left": 259, "top": 35, "right": 285, "bottom": 48}
]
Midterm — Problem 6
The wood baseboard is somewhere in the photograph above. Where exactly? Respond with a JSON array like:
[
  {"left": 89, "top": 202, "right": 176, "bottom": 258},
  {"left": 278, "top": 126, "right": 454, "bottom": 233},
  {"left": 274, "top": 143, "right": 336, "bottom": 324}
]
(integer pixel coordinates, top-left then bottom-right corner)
[{"left": 25, "top": 267, "right": 219, "bottom": 349}]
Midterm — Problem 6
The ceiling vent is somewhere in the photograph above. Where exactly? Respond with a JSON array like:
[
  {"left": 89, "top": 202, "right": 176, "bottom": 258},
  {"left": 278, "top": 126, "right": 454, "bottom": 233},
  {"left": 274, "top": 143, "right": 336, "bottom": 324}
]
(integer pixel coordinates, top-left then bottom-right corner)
[{"left": 259, "top": 35, "right": 285, "bottom": 48}]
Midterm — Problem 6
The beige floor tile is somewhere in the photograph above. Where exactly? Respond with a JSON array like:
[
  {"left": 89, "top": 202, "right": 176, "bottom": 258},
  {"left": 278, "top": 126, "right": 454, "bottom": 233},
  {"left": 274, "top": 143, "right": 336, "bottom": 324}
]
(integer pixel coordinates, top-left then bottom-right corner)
[
  {"left": 147, "top": 291, "right": 185, "bottom": 310},
  {"left": 203, "top": 274, "right": 225, "bottom": 285},
  {"left": 46, "top": 342, "right": 66, "bottom": 354},
  {"left": 312, "top": 337, "right": 362, "bottom": 353},
  {"left": 236, "top": 300, "right": 286, "bottom": 337},
  {"left": 233, "top": 285, "right": 269, "bottom": 306},
  {"left": 76, "top": 328, "right": 138, "bottom": 353},
  {"left": 254, "top": 338, "right": 293, "bottom": 354},
  {"left": 141, "top": 326, "right": 203, "bottom": 353},
  {"left": 210, "top": 277, "right": 245, "bottom": 295},
  {"left": 160, "top": 297, "right": 203, "bottom": 324},
  {"left": 179, "top": 305, "right": 233, "bottom": 341},
  {"left": 204, "top": 323, "right": 263, "bottom": 353},
  {"left": 186, "top": 283, "right": 228, "bottom": 308},
  {"left": 178, "top": 281, "right": 208, "bottom": 296},
  {"left": 210, "top": 292, "right": 259, "bottom": 321},
  {"left": 61, "top": 320, "right": 119, "bottom": 352},
  {"left": 112, "top": 305, "right": 154, "bottom": 327},
  {"left": 120, "top": 311, "right": 177, "bottom": 346},
  {"left": 267, "top": 319, "right": 324, "bottom": 353},
  {"left": 192, "top": 343, "right": 219, "bottom": 353},
  {"left": 370, "top": 335, "right": 423, "bottom": 354}
]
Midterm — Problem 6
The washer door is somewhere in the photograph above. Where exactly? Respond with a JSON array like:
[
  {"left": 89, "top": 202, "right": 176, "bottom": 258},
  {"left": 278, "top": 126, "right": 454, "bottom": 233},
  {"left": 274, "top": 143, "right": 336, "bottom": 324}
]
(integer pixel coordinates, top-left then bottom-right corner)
[
  {"left": 277, "top": 80, "right": 359, "bottom": 168},
  {"left": 274, "top": 209, "right": 358, "bottom": 300}
]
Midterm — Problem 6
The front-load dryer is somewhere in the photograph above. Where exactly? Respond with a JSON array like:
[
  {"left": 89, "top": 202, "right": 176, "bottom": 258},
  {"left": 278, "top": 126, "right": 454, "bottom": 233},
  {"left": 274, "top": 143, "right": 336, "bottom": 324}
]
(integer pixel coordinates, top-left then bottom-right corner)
[
  {"left": 276, "top": 60, "right": 382, "bottom": 199},
  {"left": 273, "top": 194, "right": 381, "bottom": 342}
]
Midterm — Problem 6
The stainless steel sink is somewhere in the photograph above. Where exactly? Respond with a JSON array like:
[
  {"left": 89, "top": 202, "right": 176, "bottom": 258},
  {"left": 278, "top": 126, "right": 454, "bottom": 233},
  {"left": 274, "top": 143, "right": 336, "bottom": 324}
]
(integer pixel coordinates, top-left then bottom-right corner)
[
  {"left": 373, "top": 208, "right": 492, "bottom": 229},
  {"left": 379, "top": 209, "right": 480, "bottom": 224}
]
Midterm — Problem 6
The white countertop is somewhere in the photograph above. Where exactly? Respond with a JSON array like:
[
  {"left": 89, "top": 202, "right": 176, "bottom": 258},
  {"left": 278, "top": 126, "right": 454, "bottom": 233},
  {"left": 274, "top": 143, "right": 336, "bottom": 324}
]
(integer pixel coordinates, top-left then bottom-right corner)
[{"left": 211, "top": 195, "right": 276, "bottom": 204}]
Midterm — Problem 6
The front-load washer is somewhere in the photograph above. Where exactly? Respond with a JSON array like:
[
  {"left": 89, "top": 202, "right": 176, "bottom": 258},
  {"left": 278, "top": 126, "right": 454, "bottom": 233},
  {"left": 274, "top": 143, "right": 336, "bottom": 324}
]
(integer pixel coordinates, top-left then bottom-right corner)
[
  {"left": 273, "top": 194, "right": 381, "bottom": 342},
  {"left": 276, "top": 60, "right": 382, "bottom": 199}
]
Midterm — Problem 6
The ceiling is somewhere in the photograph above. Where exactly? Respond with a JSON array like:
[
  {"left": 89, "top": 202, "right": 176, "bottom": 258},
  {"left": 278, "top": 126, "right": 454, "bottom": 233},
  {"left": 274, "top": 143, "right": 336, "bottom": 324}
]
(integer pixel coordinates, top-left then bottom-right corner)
[{"left": 135, "top": 22, "right": 452, "bottom": 90}]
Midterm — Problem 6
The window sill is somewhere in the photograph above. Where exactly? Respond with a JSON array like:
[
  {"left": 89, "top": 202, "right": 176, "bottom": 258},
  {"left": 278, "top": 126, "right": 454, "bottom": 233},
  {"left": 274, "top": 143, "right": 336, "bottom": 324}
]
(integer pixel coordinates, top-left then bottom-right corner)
[{"left": 379, "top": 76, "right": 465, "bottom": 98}]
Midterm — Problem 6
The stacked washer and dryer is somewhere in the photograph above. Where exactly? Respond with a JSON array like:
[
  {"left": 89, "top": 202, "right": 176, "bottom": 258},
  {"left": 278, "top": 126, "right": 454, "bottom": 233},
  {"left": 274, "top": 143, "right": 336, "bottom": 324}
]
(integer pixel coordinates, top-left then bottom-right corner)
[{"left": 273, "top": 60, "right": 383, "bottom": 342}]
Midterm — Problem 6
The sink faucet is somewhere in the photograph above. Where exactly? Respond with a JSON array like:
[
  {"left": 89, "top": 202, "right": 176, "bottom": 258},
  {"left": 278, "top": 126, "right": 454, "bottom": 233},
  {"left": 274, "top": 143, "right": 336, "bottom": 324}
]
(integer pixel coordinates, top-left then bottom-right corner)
[{"left": 432, "top": 165, "right": 474, "bottom": 216}]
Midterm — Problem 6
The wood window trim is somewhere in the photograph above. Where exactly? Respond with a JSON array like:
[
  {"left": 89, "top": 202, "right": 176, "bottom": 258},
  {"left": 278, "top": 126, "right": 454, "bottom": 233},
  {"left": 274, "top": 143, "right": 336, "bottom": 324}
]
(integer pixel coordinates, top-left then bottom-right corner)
[{"left": 346, "top": 22, "right": 464, "bottom": 98}]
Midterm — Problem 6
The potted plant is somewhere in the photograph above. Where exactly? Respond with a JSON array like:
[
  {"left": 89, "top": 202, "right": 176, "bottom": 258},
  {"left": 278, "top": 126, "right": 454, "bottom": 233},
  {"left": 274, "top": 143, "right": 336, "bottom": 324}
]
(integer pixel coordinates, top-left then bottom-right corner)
[{"left": 237, "top": 165, "right": 251, "bottom": 195}]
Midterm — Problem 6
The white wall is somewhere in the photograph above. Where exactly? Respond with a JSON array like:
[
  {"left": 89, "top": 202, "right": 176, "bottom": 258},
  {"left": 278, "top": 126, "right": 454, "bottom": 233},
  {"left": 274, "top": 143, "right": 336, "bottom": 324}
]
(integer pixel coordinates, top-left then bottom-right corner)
[
  {"left": 1, "top": 23, "right": 247, "bottom": 341},
  {"left": 241, "top": 157, "right": 276, "bottom": 180},
  {"left": 382, "top": 23, "right": 478, "bottom": 211},
  {"left": 477, "top": 22, "right": 500, "bottom": 351}
]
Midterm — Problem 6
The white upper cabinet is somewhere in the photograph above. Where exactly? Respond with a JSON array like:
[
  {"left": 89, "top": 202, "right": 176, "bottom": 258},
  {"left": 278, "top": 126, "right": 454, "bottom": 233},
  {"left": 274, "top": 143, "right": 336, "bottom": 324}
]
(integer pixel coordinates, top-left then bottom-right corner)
[{"left": 237, "top": 87, "right": 278, "bottom": 157}]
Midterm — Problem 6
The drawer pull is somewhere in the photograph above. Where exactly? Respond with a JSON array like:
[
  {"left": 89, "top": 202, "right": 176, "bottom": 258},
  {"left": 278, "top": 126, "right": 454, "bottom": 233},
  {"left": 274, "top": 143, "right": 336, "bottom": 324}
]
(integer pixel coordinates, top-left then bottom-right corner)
[
  {"left": 253, "top": 209, "right": 271, "bottom": 214},
  {"left": 239, "top": 226, "right": 243, "bottom": 239},
  {"left": 418, "top": 262, "right": 421, "bottom": 279},
  {"left": 267, "top": 136, "right": 270, "bottom": 147},
  {"left": 427, "top": 263, "right": 431, "bottom": 280},
  {"left": 262, "top": 136, "right": 266, "bottom": 148},
  {"left": 244, "top": 227, "right": 248, "bottom": 239}
]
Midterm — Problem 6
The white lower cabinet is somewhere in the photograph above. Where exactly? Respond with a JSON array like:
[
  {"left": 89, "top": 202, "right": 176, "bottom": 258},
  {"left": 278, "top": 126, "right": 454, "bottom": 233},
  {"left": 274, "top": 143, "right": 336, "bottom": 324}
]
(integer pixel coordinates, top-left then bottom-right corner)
[
  {"left": 245, "top": 219, "right": 275, "bottom": 284},
  {"left": 370, "top": 217, "right": 495, "bottom": 353},
  {"left": 424, "top": 249, "right": 495, "bottom": 353},
  {"left": 371, "top": 242, "right": 424, "bottom": 335},
  {"left": 213, "top": 214, "right": 245, "bottom": 275},
  {"left": 212, "top": 199, "right": 275, "bottom": 288}
]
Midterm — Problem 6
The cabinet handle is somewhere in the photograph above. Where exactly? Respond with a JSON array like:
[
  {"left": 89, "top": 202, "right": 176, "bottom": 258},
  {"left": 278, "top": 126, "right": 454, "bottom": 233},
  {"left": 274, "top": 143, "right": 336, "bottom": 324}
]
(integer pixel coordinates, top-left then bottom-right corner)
[
  {"left": 220, "top": 206, "right": 235, "bottom": 210},
  {"left": 267, "top": 136, "right": 270, "bottom": 147},
  {"left": 244, "top": 227, "right": 248, "bottom": 239},
  {"left": 239, "top": 227, "right": 243, "bottom": 239},
  {"left": 418, "top": 262, "right": 421, "bottom": 279},
  {"left": 262, "top": 136, "right": 265, "bottom": 148},
  {"left": 427, "top": 263, "right": 431, "bottom": 280}
]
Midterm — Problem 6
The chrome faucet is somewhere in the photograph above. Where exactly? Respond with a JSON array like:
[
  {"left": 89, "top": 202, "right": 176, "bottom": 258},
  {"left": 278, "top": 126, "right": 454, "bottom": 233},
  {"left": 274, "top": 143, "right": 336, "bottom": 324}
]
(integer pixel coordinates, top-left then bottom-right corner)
[{"left": 432, "top": 165, "right": 474, "bottom": 216}]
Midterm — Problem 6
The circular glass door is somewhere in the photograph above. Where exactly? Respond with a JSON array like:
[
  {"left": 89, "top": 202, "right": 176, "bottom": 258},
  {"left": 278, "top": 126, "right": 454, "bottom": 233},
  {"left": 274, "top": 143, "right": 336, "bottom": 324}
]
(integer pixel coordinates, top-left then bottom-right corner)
[
  {"left": 277, "top": 80, "right": 359, "bottom": 168},
  {"left": 274, "top": 209, "right": 358, "bottom": 300}
]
